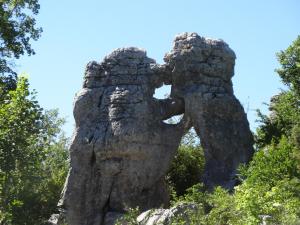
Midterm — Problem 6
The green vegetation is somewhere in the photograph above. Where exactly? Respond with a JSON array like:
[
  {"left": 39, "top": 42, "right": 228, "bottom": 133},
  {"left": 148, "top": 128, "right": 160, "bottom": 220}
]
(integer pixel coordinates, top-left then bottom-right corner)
[
  {"left": 115, "top": 208, "right": 141, "bottom": 225},
  {"left": 0, "top": 0, "right": 42, "bottom": 106},
  {"left": 0, "top": 0, "right": 42, "bottom": 76},
  {"left": 167, "top": 131, "right": 205, "bottom": 197},
  {"left": 0, "top": 1, "right": 68, "bottom": 223},
  {"left": 164, "top": 137, "right": 300, "bottom": 224},
  {"left": 255, "top": 36, "right": 300, "bottom": 148},
  {"left": 0, "top": 77, "right": 69, "bottom": 225}
]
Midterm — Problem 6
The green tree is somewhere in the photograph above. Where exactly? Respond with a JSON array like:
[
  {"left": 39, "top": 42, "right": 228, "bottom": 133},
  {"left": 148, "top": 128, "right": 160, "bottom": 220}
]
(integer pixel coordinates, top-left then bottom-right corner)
[
  {"left": 0, "top": 78, "right": 69, "bottom": 225},
  {"left": 0, "top": 0, "right": 42, "bottom": 99},
  {"left": 167, "top": 144, "right": 205, "bottom": 196},
  {"left": 235, "top": 138, "right": 300, "bottom": 224},
  {"left": 238, "top": 36, "right": 300, "bottom": 223},
  {"left": 167, "top": 128, "right": 205, "bottom": 197},
  {"left": 0, "top": 0, "right": 42, "bottom": 74},
  {"left": 167, "top": 138, "right": 300, "bottom": 225},
  {"left": 256, "top": 36, "right": 300, "bottom": 148},
  {"left": 37, "top": 110, "right": 69, "bottom": 223},
  {"left": 276, "top": 36, "right": 300, "bottom": 97}
]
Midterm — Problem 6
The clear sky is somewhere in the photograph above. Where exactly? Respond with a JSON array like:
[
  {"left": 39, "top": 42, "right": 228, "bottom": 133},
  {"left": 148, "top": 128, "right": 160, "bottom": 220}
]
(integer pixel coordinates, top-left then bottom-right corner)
[{"left": 17, "top": 0, "right": 300, "bottom": 137}]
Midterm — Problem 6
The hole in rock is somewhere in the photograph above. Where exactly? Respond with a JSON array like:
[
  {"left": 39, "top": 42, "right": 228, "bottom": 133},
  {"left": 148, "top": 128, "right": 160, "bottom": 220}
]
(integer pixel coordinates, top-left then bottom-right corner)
[
  {"left": 154, "top": 84, "right": 184, "bottom": 125},
  {"left": 181, "top": 127, "right": 201, "bottom": 146},
  {"left": 167, "top": 127, "right": 204, "bottom": 196},
  {"left": 163, "top": 114, "right": 183, "bottom": 125},
  {"left": 154, "top": 84, "right": 171, "bottom": 99}
]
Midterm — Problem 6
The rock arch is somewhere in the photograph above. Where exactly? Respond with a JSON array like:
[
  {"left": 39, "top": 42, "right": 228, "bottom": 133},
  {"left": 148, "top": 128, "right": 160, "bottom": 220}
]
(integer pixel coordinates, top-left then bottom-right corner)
[{"left": 52, "top": 33, "right": 253, "bottom": 225}]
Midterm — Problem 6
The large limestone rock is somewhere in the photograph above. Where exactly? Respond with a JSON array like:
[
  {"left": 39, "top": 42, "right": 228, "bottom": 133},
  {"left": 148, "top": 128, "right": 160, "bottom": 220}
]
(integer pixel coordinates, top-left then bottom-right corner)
[
  {"left": 58, "top": 48, "right": 185, "bottom": 225},
  {"left": 53, "top": 33, "right": 253, "bottom": 225},
  {"left": 164, "top": 33, "right": 254, "bottom": 189}
]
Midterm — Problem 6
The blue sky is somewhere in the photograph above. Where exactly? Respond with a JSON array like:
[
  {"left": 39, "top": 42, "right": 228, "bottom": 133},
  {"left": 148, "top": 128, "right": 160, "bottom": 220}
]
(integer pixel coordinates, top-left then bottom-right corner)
[{"left": 17, "top": 0, "right": 300, "bottom": 137}]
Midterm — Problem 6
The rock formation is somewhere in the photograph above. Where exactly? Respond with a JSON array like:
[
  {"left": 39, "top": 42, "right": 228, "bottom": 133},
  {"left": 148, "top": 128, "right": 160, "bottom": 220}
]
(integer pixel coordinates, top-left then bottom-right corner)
[
  {"left": 56, "top": 48, "right": 186, "bottom": 225},
  {"left": 163, "top": 33, "right": 254, "bottom": 189},
  {"left": 52, "top": 33, "right": 253, "bottom": 225}
]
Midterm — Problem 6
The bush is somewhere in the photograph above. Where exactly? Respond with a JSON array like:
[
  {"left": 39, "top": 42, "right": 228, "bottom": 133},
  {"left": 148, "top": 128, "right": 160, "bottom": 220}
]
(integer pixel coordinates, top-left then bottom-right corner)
[
  {"left": 234, "top": 137, "right": 300, "bottom": 224},
  {"left": 0, "top": 78, "right": 69, "bottom": 225},
  {"left": 167, "top": 144, "right": 205, "bottom": 197}
]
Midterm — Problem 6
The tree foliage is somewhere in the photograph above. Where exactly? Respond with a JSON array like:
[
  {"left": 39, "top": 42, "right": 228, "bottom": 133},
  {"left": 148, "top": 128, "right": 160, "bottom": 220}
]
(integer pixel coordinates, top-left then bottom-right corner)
[
  {"left": 0, "top": 78, "right": 69, "bottom": 225},
  {"left": 234, "top": 137, "right": 300, "bottom": 224},
  {"left": 276, "top": 36, "right": 300, "bottom": 97},
  {"left": 167, "top": 127, "right": 205, "bottom": 197},
  {"left": 165, "top": 137, "right": 300, "bottom": 225},
  {"left": 256, "top": 36, "right": 300, "bottom": 149},
  {"left": 0, "top": 0, "right": 42, "bottom": 100},
  {"left": 0, "top": 0, "right": 42, "bottom": 74},
  {"left": 167, "top": 144, "right": 205, "bottom": 197}
]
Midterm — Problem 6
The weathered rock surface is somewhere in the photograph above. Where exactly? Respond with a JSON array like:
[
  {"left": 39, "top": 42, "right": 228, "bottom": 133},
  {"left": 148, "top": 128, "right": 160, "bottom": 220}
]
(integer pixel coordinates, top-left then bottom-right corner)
[
  {"left": 53, "top": 33, "right": 253, "bottom": 225},
  {"left": 57, "top": 47, "right": 185, "bottom": 225},
  {"left": 164, "top": 33, "right": 254, "bottom": 189},
  {"left": 96, "top": 203, "right": 198, "bottom": 225},
  {"left": 137, "top": 203, "right": 198, "bottom": 225}
]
